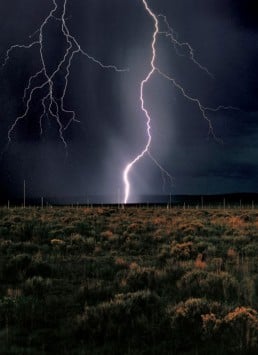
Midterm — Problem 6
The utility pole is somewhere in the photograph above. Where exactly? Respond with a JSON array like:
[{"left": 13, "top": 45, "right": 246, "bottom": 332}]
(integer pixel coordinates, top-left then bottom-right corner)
[
  {"left": 23, "top": 180, "right": 26, "bottom": 208},
  {"left": 117, "top": 188, "right": 120, "bottom": 209},
  {"left": 41, "top": 197, "right": 44, "bottom": 208}
]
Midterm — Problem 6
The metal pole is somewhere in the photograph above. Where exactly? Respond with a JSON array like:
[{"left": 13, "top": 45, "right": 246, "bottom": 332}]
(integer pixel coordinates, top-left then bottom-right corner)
[
  {"left": 23, "top": 180, "right": 26, "bottom": 208},
  {"left": 117, "top": 188, "right": 120, "bottom": 208}
]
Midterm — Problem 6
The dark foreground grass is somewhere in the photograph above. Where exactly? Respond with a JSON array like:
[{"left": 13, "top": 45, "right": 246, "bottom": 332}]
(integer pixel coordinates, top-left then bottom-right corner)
[{"left": 0, "top": 206, "right": 258, "bottom": 354}]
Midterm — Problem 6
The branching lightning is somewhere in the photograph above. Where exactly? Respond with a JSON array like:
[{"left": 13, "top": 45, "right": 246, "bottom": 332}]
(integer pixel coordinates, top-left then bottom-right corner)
[
  {"left": 122, "top": 0, "right": 238, "bottom": 204},
  {"left": 1, "top": 0, "right": 238, "bottom": 205},
  {"left": 2, "top": 0, "right": 128, "bottom": 148},
  {"left": 157, "top": 14, "right": 214, "bottom": 78}
]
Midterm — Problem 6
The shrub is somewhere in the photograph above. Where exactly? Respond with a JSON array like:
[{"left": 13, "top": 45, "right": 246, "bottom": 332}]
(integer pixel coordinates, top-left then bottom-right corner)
[
  {"left": 76, "top": 290, "right": 164, "bottom": 344},
  {"left": 120, "top": 266, "right": 157, "bottom": 292},
  {"left": 170, "top": 242, "right": 196, "bottom": 261},
  {"left": 70, "top": 233, "right": 85, "bottom": 244},
  {"left": 50, "top": 238, "right": 65, "bottom": 246},
  {"left": 167, "top": 298, "right": 224, "bottom": 350},
  {"left": 24, "top": 276, "right": 52, "bottom": 298},
  {"left": 100, "top": 230, "right": 114, "bottom": 240},
  {"left": 26, "top": 261, "right": 53, "bottom": 278},
  {"left": 194, "top": 253, "right": 207, "bottom": 269},
  {"left": 76, "top": 280, "right": 114, "bottom": 307},
  {"left": 222, "top": 307, "right": 258, "bottom": 353},
  {"left": 2, "top": 254, "right": 32, "bottom": 282},
  {"left": 178, "top": 270, "right": 239, "bottom": 302},
  {"left": 14, "top": 221, "right": 36, "bottom": 242}
]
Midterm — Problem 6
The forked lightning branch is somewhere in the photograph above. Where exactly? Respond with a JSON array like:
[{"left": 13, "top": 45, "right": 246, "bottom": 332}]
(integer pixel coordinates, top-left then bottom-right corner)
[{"left": 1, "top": 0, "right": 237, "bottom": 204}]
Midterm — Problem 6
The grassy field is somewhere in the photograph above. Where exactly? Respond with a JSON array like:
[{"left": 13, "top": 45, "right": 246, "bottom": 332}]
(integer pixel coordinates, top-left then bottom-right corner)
[{"left": 0, "top": 206, "right": 258, "bottom": 354}]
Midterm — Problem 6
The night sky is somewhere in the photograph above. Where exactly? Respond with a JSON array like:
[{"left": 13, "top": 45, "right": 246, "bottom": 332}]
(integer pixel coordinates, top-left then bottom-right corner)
[{"left": 0, "top": 0, "right": 257, "bottom": 204}]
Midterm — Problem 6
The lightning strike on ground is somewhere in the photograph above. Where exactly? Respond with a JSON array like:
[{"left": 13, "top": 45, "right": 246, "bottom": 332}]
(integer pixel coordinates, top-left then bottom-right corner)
[
  {"left": 2, "top": 0, "right": 128, "bottom": 148},
  {"left": 122, "top": 0, "right": 238, "bottom": 204}
]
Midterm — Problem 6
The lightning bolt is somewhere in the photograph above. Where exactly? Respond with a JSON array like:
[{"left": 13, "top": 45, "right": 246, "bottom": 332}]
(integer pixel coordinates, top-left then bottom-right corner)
[
  {"left": 122, "top": 0, "right": 238, "bottom": 204},
  {"left": 157, "top": 14, "right": 214, "bottom": 78},
  {"left": 2, "top": 0, "right": 128, "bottom": 148},
  {"left": 1, "top": 0, "right": 238, "bottom": 205}
]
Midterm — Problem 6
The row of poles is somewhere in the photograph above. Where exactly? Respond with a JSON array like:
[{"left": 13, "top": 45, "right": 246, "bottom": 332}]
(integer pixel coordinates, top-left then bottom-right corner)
[
  {"left": 3, "top": 184, "right": 257, "bottom": 209},
  {"left": 6, "top": 180, "right": 43, "bottom": 209}
]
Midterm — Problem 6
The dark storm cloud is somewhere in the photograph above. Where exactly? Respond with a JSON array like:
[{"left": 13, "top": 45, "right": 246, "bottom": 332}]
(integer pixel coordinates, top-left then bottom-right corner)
[
  {"left": 222, "top": 0, "right": 258, "bottom": 30},
  {"left": 0, "top": 0, "right": 257, "bottom": 203}
]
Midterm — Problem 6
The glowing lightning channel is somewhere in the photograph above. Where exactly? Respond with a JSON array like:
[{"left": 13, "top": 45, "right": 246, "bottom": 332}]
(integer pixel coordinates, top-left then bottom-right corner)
[
  {"left": 2, "top": 0, "right": 128, "bottom": 147},
  {"left": 123, "top": 0, "right": 158, "bottom": 204},
  {"left": 123, "top": 0, "right": 238, "bottom": 204}
]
